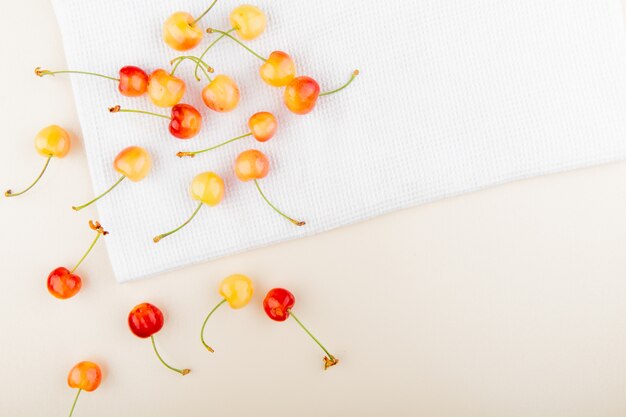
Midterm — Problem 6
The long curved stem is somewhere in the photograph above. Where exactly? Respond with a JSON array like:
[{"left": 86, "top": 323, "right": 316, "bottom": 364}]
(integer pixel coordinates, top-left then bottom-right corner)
[
  {"left": 195, "top": 27, "right": 236, "bottom": 80},
  {"left": 71, "top": 233, "right": 102, "bottom": 274},
  {"left": 68, "top": 389, "right": 81, "bottom": 417},
  {"left": 177, "top": 132, "right": 252, "bottom": 158},
  {"left": 150, "top": 336, "right": 190, "bottom": 375},
  {"left": 192, "top": 0, "right": 219, "bottom": 24},
  {"left": 109, "top": 105, "right": 169, "bottom": 119},
  {"left": 153, "top": 202, "right": 203, "bottom": 243},
  {"left": 5, "top": 155, "right": 52, "bottom": 197},
  {"left": 72, "top": 176, "right": 126, "bottom": 211},
  {"left": 36, "top": 67, "right": 119, "bottom": 82},
  {"left": 170, "top": 56, "right": 213, "bottom": 82},
  {"left": 289, "top": 311, "right": 338, "bottom": 370},
  {"left": 319, "top": 70, "right": 360, "bottom": 97},
  {"left": 200, "top": 298, "right": 227, "bottom": 352},
  {"left": 254, "top": 180, "right": 305, "bottom": 226},
  {"left": 207, "top": 28, "right": 267, "bottom": 62}
]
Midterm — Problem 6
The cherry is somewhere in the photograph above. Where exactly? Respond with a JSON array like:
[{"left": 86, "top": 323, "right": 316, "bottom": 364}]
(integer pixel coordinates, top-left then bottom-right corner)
[
  {"left": 284, "top": 70, "right": 359, "bottom": 115},
  {"left": 200, "top": 274, "right": 254, "bottom": 352},
  {"left": 234, "top": 150, "right": 304, "bottom": 226},
  {"left": 147, "top": 69, "right": 186, "bottom": 107},
  {"left": 202, "top": 74, "right": 240, "bottom": 113},
  {"left": 163, "top": 0, "right": 219, "bottom": 51},
  {"left": 72, "top": 146, "right": 152, "bottom": 211},
  {"left": 128, "top": 303, "right": 190, "bottom": 375},
  {"left": 5, "top": 125, "right": 70, "bottom": 197},
  {"left": 177, "top": 112, "right": 277, "bottom": 158},
  {"left": 263, "top": 288, "right": 339, "bottom": 370},
  {"left": 36, "top": 65, "right": 149, "bottom": 97},
  {"left": 153, "top": 171, "right": 225, "bottom": 243},
  {"left": 47, "top": 220, "right": 108, "bottom": 300},
  {"left": 201, "top": 28, "right": 296, "bottom": 88},
  {"left": 229, "top": 5, "right": 266, "bottom": 40},
  {"left": 67, "top": 361, "right": 102, "bottom": 417},
  {"left": 109, "top": 104, "right": 202, "bottom": 139}
]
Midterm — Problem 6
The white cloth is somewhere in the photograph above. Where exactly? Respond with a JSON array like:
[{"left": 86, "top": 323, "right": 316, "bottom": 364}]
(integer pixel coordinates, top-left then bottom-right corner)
[{"left": 52, "top": 0, "right": 626, "bottom": 282}]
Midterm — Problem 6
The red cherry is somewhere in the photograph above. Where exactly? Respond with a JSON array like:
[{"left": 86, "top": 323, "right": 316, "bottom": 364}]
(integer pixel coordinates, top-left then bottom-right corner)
[
  {"left": 284, "top": 76, "right": 320, "bottom": 115},
  {"left": 263, "top": 288, "right": 295, "bottom": 322},
  {"left": 128, "top": 303, "right": 164, "bottom": 338},
  {"left": 47, "top": 267, "right": 82, "bottom": 299},
  {"left": 169, "top": 104, "right": 202, "bottom": 139},
  {"left": 118, "top": 66, "right": 149, "bottom": 97}
]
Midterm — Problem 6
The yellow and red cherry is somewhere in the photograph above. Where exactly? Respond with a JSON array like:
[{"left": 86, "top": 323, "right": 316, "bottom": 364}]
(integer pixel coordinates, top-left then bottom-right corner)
[
  {"left": 109, "top": 104, "right": 202, "bottom": 140},
  {"left": 202, "top": 74, "right": 240, "bottom": 112},
  {"left": 285, "top": 70, "right": 359, "bottom": 115},
  {"left": 147, "top": 69, "right": 186, "bottom": 107},
  {"left": 47, "top": 220, "right": 108, "bottom": 300},
  {"left": 36, "top": 65, "right": 149, "bottom": 97},
  {"left": 72, "top": 146, "right": 152, "bottom": 211},
  {"left": 230, "top": 5, "right": 266, "bottom": 40},
  {"left": 128, "top": 303, "right": 190, "bottom": 376},
  {"left": 177, "top": 112, "right": 277, "bottom": 158},
  {"left": 234, "top": 150, "right": 305, "bottom": 226},
  {"left": 5, "top": 125, "right": 70, "bottom": 198},
  {"left": 153, "top": 172, "right": 225, "bottom": 243},
  {"left": 67, "top": 361, "right": 102, "bottom": 417},
  {"left": 163, "top": 0, "right": 219, "bottom": 51},
  {"left": 200, "top": 274, "right": 254, "bottom": 352},
  {"left": 260, "top": 51, "right": 296, "bottom": 87},
  {"left": 263, "top": 288, "right": 339, "bottom": 370}
]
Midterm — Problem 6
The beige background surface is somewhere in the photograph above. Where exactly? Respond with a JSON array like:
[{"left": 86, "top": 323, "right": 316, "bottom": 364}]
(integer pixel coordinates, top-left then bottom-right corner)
[{"left": 2, "top": 1, "right": 626, "bottom": 416}]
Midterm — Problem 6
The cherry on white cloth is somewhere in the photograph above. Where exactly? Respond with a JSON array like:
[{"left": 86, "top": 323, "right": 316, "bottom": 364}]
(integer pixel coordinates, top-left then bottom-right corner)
[{"left": 52, "top": 0, "right": 626, "bottom": 282}]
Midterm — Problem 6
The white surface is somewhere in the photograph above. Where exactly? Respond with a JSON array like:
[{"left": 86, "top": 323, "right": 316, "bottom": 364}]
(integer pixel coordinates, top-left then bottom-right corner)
[
  {"left": 2, "top": 1, "right": 626, "bottom": 417},
  {"left": 53, "top": 0, "right": 626, "bottom": 282}
]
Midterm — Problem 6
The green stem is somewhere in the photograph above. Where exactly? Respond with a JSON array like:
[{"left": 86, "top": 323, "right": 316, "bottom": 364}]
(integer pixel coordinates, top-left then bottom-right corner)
[
  {"left": 72, "top": 176, "right": 126, "bottom": 211},
  {"left": 195, "top": 28, "right": 236, "bottom": 80},
  {"left": 177, "top": 132, "right": 252, "bottom": 158},
  {"left": 319, "top": 70, "right": 360, "bottom": 97},
  {"left": 37, "top": 68, "right": 119, "bottom": 82},
  {"left": 192, "top": 0, "right": 219, "bottom": 24},
  {"left": 150, "top": 336, "right": 190, "bottom": 375},
  {"left": 70, "top": 232, "right": 103, "bottom": 273},
  {"left": 254, "top": 180, "right": 305, "bottom": 226},
  {"left": 110, "top": 106, "right": 169, "bottom": 120},
  {"left": 289, "top": 311, "right": 336, "bottom": 362},
  {"left": 170, "top": 56, "right": 213, "bottom": 82},
  {"left": 68, "top": 389, "right": 81, "bottom": 417},
  {"left": 208, "top": 28, "right": 267, "bottom": 62},
  {"left": 200, "top": 298, "right": 227, "bottom": 352},
  {"left": 5, "top": 155, "right": 52, "bottom": 197},
  {"left": 153, "top": 202, "right": 203, "bottom": 242}
]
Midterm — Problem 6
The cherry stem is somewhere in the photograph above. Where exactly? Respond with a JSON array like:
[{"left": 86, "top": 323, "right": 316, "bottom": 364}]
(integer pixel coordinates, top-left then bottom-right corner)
[
  {"left": 192, "top": 0, "right": 218, "bottom": 25},
  {"left": 109, "top": 105, "right": 169, "bottom": 120},
  {"left": 150, "top": 335, "right": 190, "bottom": 375},
  {"left": 70, "top": 222, "right": 108, "bottom": 273},
  {"left": 153, "top": 202, "right": 203, "bottom": 243},
  {"left": 319, "top": 70, "right": 360, "bottom": 97},
  {"left": 170, "top": 56, "right": 213, "bottom": 81},
  {"left": 289, "top": 310, "right": 338, "bottom": 370},
  {"left": 35, "top": 67, "right": 119, "bottom": 82},
  {"left": 72, "top": 176, "right": 126, "bottom": 211},
  {"left": 68, "top": 388, "right": 81, "bottom": 417},
  {"left": 200, "top": 298, "right": 227, "bottom": 352},
  {"left": 254, "top": 180, "right": 305, "bottom": 226},
  {"left": 195, "top": 27, "right": 236, "bottom": 80},
  {"left": 177, "top": 132, "right": 252, "bottom": 158},
  {"left": 207, "top": 28, "right": 267, "bottom": 62},
  {"left": 5, "top": 155, "right": 52, "bottom": 197}
]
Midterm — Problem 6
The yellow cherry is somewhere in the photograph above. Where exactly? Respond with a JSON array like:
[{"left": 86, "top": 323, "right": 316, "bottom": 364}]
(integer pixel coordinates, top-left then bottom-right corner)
[
  {"left": 201, "top": 74, "right": 240, "bottom": 113},
  {"left": 229, "top": 5, "right": 266, "bottom": 41},
  {"left": 260, "top": 51, "right": 296, "bottom": 87},
  {"left": 153, "top": 172, "right": 225, "bottom": 243},
  {"left": 147, "top": 69, "right": 186, "bottom": 108},
  {"left": 163, "top": 12, "right": 204, "bottom": 51},
  {"left": 5, "top": 125, "right": 71, "bottom": 197}
]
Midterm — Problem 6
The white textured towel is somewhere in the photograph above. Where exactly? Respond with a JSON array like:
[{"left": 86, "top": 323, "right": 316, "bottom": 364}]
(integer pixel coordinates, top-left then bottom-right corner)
[{"left": 53, "top": 0, "right": 626, "bottom": 282}]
